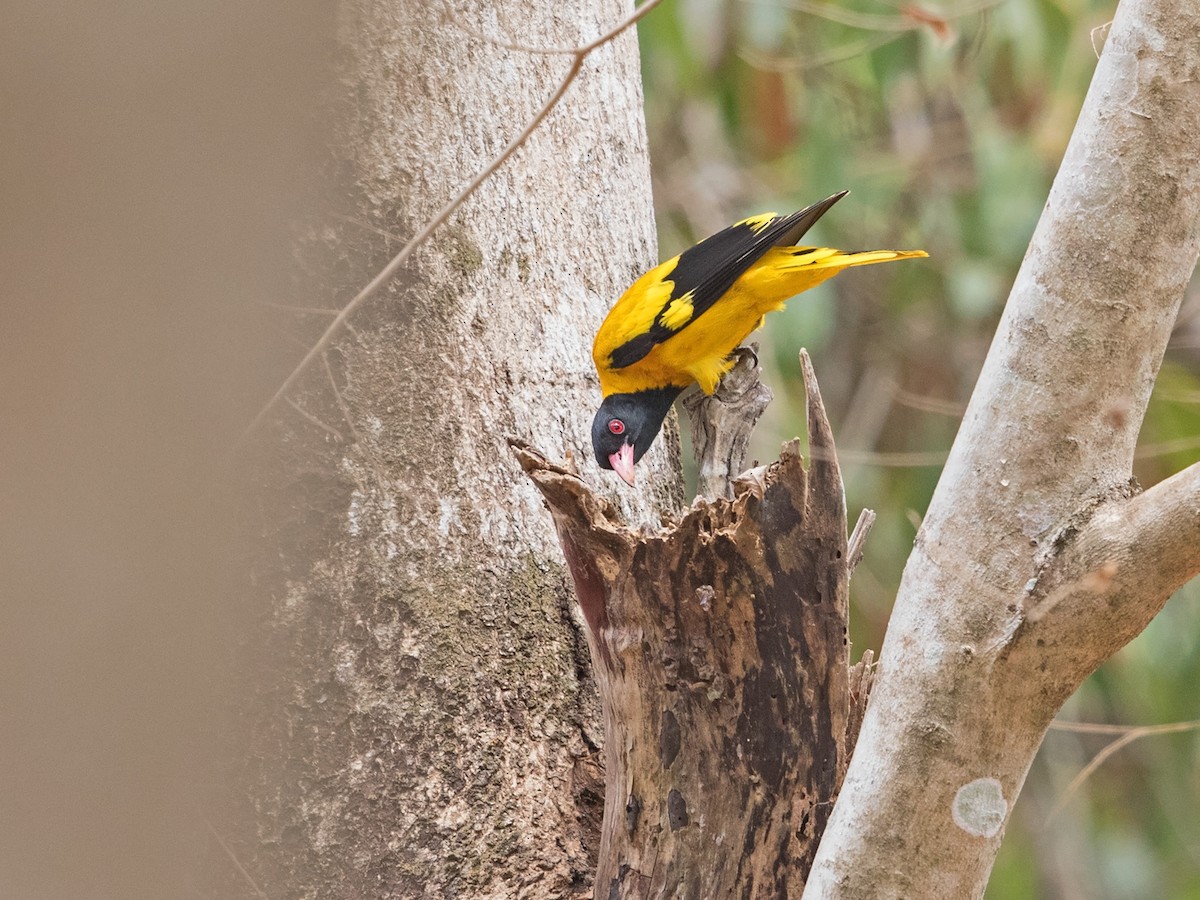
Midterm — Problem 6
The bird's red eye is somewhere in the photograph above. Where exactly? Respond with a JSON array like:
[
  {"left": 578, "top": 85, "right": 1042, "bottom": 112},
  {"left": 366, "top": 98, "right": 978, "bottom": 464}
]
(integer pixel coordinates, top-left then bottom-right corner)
[{"left": 608, "top": 419, "right": 625, "bottom": 435}]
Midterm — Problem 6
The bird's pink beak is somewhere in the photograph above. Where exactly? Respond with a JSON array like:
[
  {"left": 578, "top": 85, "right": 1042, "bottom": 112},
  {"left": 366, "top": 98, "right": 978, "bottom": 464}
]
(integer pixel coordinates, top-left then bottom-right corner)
[{"left": 608, "top": 443, "right": 636, "bottom": 487}]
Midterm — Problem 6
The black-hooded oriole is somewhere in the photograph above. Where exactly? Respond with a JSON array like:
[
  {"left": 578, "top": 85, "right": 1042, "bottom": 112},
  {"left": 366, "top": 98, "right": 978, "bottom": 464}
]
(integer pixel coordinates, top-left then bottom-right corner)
[{"left": 591, "top": 191, "right": 926, "bottom": 485}]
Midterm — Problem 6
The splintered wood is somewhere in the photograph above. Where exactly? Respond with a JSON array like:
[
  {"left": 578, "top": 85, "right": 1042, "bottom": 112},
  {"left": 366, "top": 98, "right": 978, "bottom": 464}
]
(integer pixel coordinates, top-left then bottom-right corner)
[{"left": 515, "top": 353, "right": 868, "bottom": 899}]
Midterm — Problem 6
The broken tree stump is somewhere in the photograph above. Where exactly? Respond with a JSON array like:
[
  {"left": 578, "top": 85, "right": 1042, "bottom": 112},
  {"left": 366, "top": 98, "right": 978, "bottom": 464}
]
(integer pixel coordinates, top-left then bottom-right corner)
[{"left": 515, "top": 353, "right": 863, "bottom": 898}]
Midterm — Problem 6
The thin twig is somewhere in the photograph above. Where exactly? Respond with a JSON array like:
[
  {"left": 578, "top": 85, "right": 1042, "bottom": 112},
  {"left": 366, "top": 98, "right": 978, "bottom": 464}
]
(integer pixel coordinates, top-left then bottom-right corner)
[
  {"left": 1134, "top": 433, "right": 1200, "bottom": 459},
  {"left": 235, "top": 0, "right": 665, "bottom": 449},
  {"left": 285, "top": 397, "right": 346, "bottom": 442},
  {"left": 742, "top": 0, "right": 1009, "bottom": 32},
  {"left": 742, "top": 31, "right": 902, "bottom": 72},
  {"left": 322, "top": 353, "right": 362, "bottom": 446},
  {"left": 330, "top": 212, "right": 406, "bottom": 244},
  {"left": 740, "top": 0, "right": 1009, "bottom": 71},
  {"left": 1090, "top": 20, "right": 1113, "bottom": 58},
  {"left": 1049, "top": 720, "right": 1144, "bottom": 735},
  {"left": 814, "top": 428, "right": 1200, "bottom": 470},
  {"left": 576, "top": 0, "right": 665, "bottom": 55},
  {"left": 204, "top": 818, "right": 270, "bottom": 900},
  {"left": 742, "top": 0, "right": 919, "bottom": 32},
  {"left": 323, "top": 353, "right": 391, "bottom": 490},
  {"left": 1045, "top": 719, "right": 1200, "bottom": 823},
  {"left": 892, "top": 387, "right": 966, "bottom": 416},
  {"left": 442, "top": 0, "right": 578, "bottom": 55},
  {"left": 847, "top": 508, "right": 877, "bottom": 575},
  {"left": 1156, "top": 387, "right": 1200, "bottom": 404},
  {"left": 835, "top": 448, "right": 948, "bottom": 467},
  {"left": 259, "top": 301, "right": 341, "bottom": 316}
]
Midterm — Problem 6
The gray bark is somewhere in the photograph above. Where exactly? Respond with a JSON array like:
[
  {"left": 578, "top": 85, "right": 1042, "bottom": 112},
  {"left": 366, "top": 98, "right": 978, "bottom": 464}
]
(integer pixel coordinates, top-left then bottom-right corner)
[
  {"left": 805, "top": 0, "right": 1200, "bottom": 894},
  {"left": 209, "top": 1, "right": 681, "bottom": 897},
  {"left": 683, "top": 344, "right": 773, "bottom": 500}
]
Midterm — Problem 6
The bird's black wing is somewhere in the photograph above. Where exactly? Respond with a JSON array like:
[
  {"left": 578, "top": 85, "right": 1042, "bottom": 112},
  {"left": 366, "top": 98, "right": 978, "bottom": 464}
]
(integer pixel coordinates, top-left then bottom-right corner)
[{"left": 608, "top": 191, "right": 847, "bottom": 369}]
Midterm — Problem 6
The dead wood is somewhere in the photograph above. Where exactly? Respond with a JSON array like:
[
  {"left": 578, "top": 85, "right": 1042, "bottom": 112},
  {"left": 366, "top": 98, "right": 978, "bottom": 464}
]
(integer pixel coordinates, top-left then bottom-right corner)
[{"left": 515, "top": 353, "right": 866, "bottom": 897}]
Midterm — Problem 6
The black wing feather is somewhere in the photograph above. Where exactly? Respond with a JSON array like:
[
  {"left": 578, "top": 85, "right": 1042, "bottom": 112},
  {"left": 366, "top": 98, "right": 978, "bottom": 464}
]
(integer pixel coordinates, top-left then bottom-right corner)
[{"left": 608, "top": 191, "right": 847, "bottom": 369}]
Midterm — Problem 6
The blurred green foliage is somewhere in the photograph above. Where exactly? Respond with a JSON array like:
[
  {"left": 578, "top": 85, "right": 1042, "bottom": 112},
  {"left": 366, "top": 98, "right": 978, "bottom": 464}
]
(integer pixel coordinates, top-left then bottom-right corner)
[{"left": 638, "top": 0, "right": 1200, "bottom": 895}]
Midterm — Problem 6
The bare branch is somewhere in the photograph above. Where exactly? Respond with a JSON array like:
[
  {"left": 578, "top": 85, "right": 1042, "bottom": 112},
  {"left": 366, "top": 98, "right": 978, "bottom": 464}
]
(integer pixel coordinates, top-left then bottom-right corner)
[
  {"left": 283, "top": 397, "right": 345, "bottom": 442},
  {"left": 741, "top": 0, "right": 1007, "bottom": 33},
  {"left": 235, "top": 0, "right": 665, "bottom": 448},
  {"left": 807, "top": 0, "right": 1200, "bottom": 893},
  {"left": 258, "top": 302, "right": 340, "bottom": 316},
  {"left": 1046, "top": 718, "right": 1200, "bottom": 822},
  {"left": 739, "top": 0, "right": 1007, "bottom": 71},
  {"left": 1135, "top": 433, "right": 1200, "bottom": 458},
  {"left": 891, "top": 386, "right": 966, "bottom": 417},
  {"left": 846, "top": 508, "right": 876, "bottom": 576},
  {"left": 322, "top": 354, "right": 361, "bottom": 446},
  {"left": 1091, "top": 20, "right": 1114, "bottom": 57},
  {"left": 204, "top": 818, "right": 270, "bottom": 900},
  {"left": 1050, "top": 719, "right": 1159, "bottom": 735},
  {"left": 741, "top": 32, "right": 902, "bottom": 73},
  {"left": 441, "top": 2, "right": 580, "bottom": 56},
  {"left": 1032, "top": 461, "right": 1200, "bottom": 653},
  {"left": 330, "top": 212, "right": 405, "bottom": 243},
  {"left": 837, "top": 448, "right": 947, "bottom": 468}
]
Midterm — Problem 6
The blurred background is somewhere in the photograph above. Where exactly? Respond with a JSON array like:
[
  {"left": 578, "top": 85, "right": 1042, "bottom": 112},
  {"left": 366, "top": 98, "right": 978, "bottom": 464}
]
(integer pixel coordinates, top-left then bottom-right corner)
[
  {"left": 636, "top": 0, "right": 1200, "bottom": 895},
  {"left": 0, "top": 1, "right": 331, "bottom": 897}
]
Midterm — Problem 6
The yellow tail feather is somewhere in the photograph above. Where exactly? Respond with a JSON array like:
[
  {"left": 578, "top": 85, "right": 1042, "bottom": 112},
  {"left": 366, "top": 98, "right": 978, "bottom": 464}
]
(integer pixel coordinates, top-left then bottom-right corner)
[
  {"left": 738, "top": 246, "right": 927, "bottom": 302},
  {"left": 783, "top": 247, "right": 929, "bottom": 270}
]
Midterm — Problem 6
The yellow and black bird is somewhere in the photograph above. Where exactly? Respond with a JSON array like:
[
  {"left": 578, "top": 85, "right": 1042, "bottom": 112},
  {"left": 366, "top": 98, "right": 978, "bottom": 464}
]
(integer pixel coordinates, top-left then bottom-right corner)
[{"left": 591, "top": 191, "right": 926, "bottom": 485}]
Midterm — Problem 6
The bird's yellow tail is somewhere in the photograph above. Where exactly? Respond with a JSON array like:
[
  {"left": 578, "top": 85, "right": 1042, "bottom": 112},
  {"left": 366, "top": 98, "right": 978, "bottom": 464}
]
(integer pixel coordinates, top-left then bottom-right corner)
[
  {"left": 740, "top": 246, "right": 927, "bottom": 302},
  {"left": 779, "top": 246, "right": 928, "bottom": 270}
]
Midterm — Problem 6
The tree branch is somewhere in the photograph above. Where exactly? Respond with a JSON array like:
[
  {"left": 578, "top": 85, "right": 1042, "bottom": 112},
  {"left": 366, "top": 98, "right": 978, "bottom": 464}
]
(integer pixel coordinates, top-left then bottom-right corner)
[
  {"left": 1030, "top": 460, "right": 1200, "bottom": 654},
  {"left": 806, "top": 0, "right": 1200, "bottom": 894},
  {"left": 1045, "top": 716, "right": 1200, "bottom": 822}
]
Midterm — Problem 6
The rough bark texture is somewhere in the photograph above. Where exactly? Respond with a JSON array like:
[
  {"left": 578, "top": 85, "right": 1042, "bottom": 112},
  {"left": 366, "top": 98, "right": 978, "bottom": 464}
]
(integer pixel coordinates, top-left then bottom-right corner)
[
  {"left": 518, "top": 357, "right": 860, "bottom": 897},
  {"left": 683, "top": 344, "right": 773, "bottom": 499},
  {"left": 805, "top": 0, "right": 1200, "bottom": 895},
  {"left": 208, "top": 2, "right": 683, "bottom": 897}
]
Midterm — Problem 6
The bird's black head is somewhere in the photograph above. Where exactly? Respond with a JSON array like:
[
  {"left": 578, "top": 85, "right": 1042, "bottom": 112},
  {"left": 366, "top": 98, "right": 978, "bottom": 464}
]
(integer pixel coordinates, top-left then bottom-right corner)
[{"left": 591, "top": 388, "right": 682, "bottom": 486}]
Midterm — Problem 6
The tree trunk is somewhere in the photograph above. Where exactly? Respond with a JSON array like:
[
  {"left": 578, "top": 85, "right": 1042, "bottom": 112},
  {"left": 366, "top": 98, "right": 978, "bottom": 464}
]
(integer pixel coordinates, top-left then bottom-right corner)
[
  {"left": 804, "top": 0, "right": 1200, "bottom": 894},
  {"left": 209, "top": 1, "right": 681, "bottom": 897}
]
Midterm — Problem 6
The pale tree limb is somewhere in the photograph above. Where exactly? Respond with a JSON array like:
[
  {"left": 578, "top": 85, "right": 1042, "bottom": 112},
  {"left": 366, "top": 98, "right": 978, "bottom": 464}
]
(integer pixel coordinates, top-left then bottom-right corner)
[
  {"left": 805, "top": 0, "right": 1200, "bottom": 894},
  {"left": 1027, "top": 460, "right": 1200, "bottom": 655},
  {"left": 234, "top": 0, "right": 665, "bottom": 448}
]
